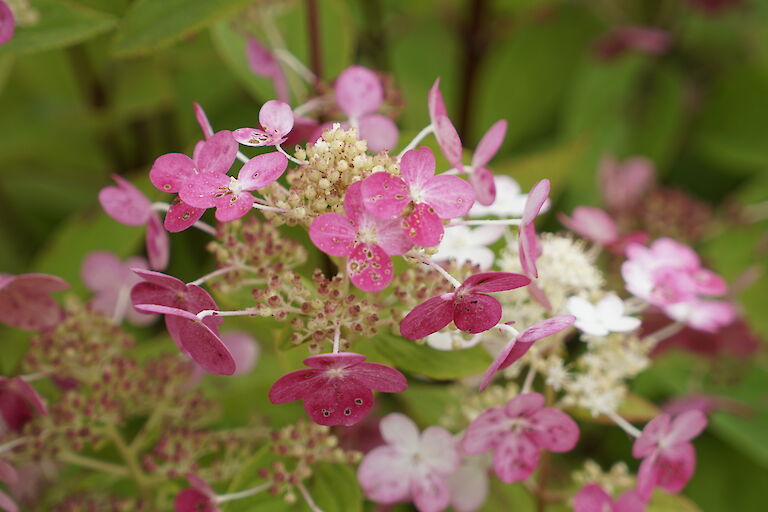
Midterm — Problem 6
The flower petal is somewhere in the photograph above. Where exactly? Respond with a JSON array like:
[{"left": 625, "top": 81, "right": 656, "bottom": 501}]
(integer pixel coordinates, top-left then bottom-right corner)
[
  {"left": 528, "top": 407, "right": 579, "bottom": 452},
  {"left": 0, "top": 490, "right": 17, "bottom": 512},
  {"left": 179, "top": 172, "right": 230, "bottom": 208},
  {"left": 232, "top": 127, "right": 274, "bottom": 147},
  {"left": 572, "top": 484, "right": 612, "bottom": 512},
  {"left": 195, "top": 130, "right": 238, "bottom": 174},
  {"left": 522, "top": 179, "right": 550, "bottom": 225},
  {"left": 400, "top": 294, "right": 454, "bottom": 340},
  {"left": 303, "top": 352, "right": 366, "bottom": 369},
  {"left": 519, "top": 223, "right": 540, "bottom": 278},
  {"left": 99, "top": 175, "right": 152, "bottom": 226},
  {"left": 82, "top": 251, "right": 123, "bottom": 291},
  {"left": 632, "top": 414, "right": 671, "bottom": 459},
  {"left": 434, "top": 115, "right": 464, "bottom": 170},
  {"left": 193, "top": 102, "right": 214, "bottom": 139},
  {"left": 614, "top": 490, "right": 646, "bottom": 512},
  {"left": 358, "top": 113, "right": 399, "bottom": 153},
  {"left": 446, "top": 458, "right": 489, "bottom": 512},
  {"left": 0, "top": 0, "right": 15, "bottom": 45},
  {"left": 403, "top": 203, "right": 444, "bottom": 247},
  {"left": 462, "top": 406, "right": 509, "bottom": 454},
  {"left": 371, "top": 217, "right": 414, "bottom": 256},
  {"left": 412, "top": 468, "right": 451, "bottom": 512},
  {"left": 469, "top": 166, "right": 496, "bottom": 206},
  {"left": 335, "top": 65, "right": 383, "bottom": 119},
  {"left": 150, "top": 153, "right": 195, "bottom": 194},
  {"left": 351, "top": 362, "right": 407, "bottom": 393},
  {"left": 655, "top": 442, "right": 696, "bottom": 494},
  {"left": 164, "top": 198, "right": 206, "bottom": 233},
  {"left": 361, "top": 172, "right": 410, "bottom": 219},
  {"left": 221, "top": 331, "right": 259, "bottom": 376},
  {"left": 0, "top": 274, "right": 68, "bottom": 331},
  {"left": 400, "top": 147, "right": 436, "bottom": 190},
  {"left": 245, "top": 37, "right": 280, "bottom": 78},
  {"left": 421, "top": 174, "right": 475, "bottom": 219},
  {"left": 505, "top": 393, "right": 546, "bottom": 418},
  {"left": 453, "top": 293, "right": 502, "bottom": 334},
  {"left": 428, "top": 77, "right": 447, "bottom": 123},
  {"left": 268, "top": 369, "right": 322, "bottom": 403},
  {"left": 492, "top": 433, "right": 540, "bottom": 483},
  {"left": 666, "top": 410, "right": 707, "bottom": 446},
  {"left": 358, "top": 445, "right": 413, "bottom": 504},
  {"left": 420, "top": 426, "right": 460, "bottom": 472},
  {"left": 462, "top": 272, "right": 531, "bottom": 294},
  {"left": 0, "top": 460, "right": 16, "bottom": 487},
  {"left": 517, "top": 315, "right": 576, "bottom": 344},
  {"left": 131, "top": 268, "right": 186, "bottom": 293},
  {"left": 213, "top": 191, "right": 254, "bottom": 222},
  {"left": 559, "top": 206, "right": 618, "bottom": 245},
  {"left": 472, "top": 120, "right": 507, "bottom": 168},
  {"left": 309, "top": 213, "right": 357, "bottom": 257},
  {"left": 344, "top": 180, "right": 367, "bottom": 225},
  {"left": 347, "top": 243, "right": 394, "bottom": 292},
  {"left": 146, "top": 212, "right": 170, "bottom": 270},
  {"left": 259, "top": 100, "right": 294, "bottom": 138},
  {"left": 380, "top": 412, "right": 420, "bottom": 450},
  {"left": 303, "top": 377, "right": 374, "bottom": 426}
]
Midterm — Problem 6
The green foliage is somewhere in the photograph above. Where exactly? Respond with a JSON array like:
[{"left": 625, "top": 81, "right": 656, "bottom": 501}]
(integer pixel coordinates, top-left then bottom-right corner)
[{"left": 309, "top": 463, "right": 363, "bottom": 512}]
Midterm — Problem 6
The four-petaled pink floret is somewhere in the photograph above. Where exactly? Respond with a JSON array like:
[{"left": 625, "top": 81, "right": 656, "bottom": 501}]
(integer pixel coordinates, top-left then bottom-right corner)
[{"left": 233, "top": 100, "right": 294, "bottom": 148}]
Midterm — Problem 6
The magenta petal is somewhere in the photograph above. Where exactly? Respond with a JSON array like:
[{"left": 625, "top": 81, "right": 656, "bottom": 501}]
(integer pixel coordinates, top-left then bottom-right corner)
[
  {"left": 268, "top": 369, "right": 322, "bottom": 403},
  {"left": 195, "top": 131, "right": 238, "bottom": 174},
  {"left": 358, "top": 113, "right": 398, "bottom": 153},
  {"left": 133, "top": 304, "right": 235, "bottom": 375},
  {"left": 400, "top": 147, "right": 436, "bottom": 190},
  {"left": 518, "top": 315, "right": 576, "bottom": 344},
  {"left": 472, "top": 120, "right": 507, "bottom": 168},
  {"left": 193, "top": 102, "right": 214, "bottom": 139},
  {"left": 421, "top": 174, "right": 475, "bottom": 219},
  {"left": 528, "top": 408, "right": 579, "bottom": 452},
  {"left": 636, "top": 454, "right": 658, "bottom": 501},
  {"left": 400, "top": 294, "right": 454, "bottom": 339},
  {"left": 185, "top": 285, "right": 222, "bottom": 324},
  {"left": 335, "top": 65, "right": 383, "bottom": 119},
  {"left": 692, "top": 268, "right": 727, "bottom": 296},
  {"left": 0, "top": 461, "right": 16, "bottom": 487},
  {"left": 614, "top": 490, "right": 646, "bottom": 512},
  {"left": 434, "top": 115, "right": 464, "bottom": 170},
  {"left": 469, "top": 166, "right": 496, "bottom": 206},
  {"left": 179, "top": 172, "right": 230, "bottom": 208},
  {"left": 131, "top": 269, "right": 186, "bottom": 293},
  {"left": 411, "top": 470, "right": 451, "bottom": 512},
  {"left": 463, "top": 272, "right": 531, "bottom": 293},
  {"left": 633, "top": 414, "right": 671, "bottom": 458},
  {"left": 350, "top": 362, "right": 407, "bottom": 393},
  {"left": 174, "top": 488, "right": 217, "bottom": 512},
  {"left": 655, "top": 442, "right": 696, "bottom": 494},
  {"left": 8, "top": 378, "right": 47, "bottom": 417},
  {"left": 493, "top": 433, "right": 540, "bottom": 483},
  {"left": 559, "top": 206, "right": 618, "bottom": 246},
  {"left": 505, "top": 392, "right": 546, "bottom": 417},
  {"left": 213, "top": 192, "right": 254, "bottom": 222},
  {"left": 146, "top": 212, "right": 170, "bottom": 270},
  {"left": 573, "top": 484, "right": 613, "bottom": 512},
  {"left": 522, "top": 179, "right": 550, "bottom": 224},
  {"left": 259, "top": 100, "right": 294, "bottom": 137},
  {"left": 403, "top": 203, "right": 444, "bottom": 247},
  {"left": 667, "top": 410, "right": 707, "bottom": 445},
  {"left": 303, "top": 378, "right": 374, "bottom": 426},
  {"left": 361, "top": 172, "right": 410, "bottom": 219},
  {"left": 309, "top": 213, "right": 356, "bottom": 256},
  {"left": 347, "top": 243, "right": 394, "bottom": 292},
  {"left": 150, "top": 153, "right": 195, "bottom": 194},
  {"left": 304, "top": 352, "right": 366, "bottom": 369},
  {"left": 164, "top": 198, "right": 206, "bottom": 232},
  {"left": 0, "top": 274, "right": 68, "bottom": 331},
  {"left": 99, "top": 175, "right": 152, "bottom": 226},
  {"left": 0, "top": 490, "right": 18, "bottom": 512},
  {"left": 462, "top": 406, "right": 510, "bottom": 454},
  {"left": 0, "top": 0, "right": 15, "bottom": 46},
  {"left": 344, "top": 180, "right": 367, "bottom": 225},
  {"left": 519, "top": 223, "right": 540, "bottom": 279},
  {"left": 454, "top": 293, "right": 502, "bottom": 334},
  {"left": 238, "top": 152, "right": 288, "bottom": 190}
]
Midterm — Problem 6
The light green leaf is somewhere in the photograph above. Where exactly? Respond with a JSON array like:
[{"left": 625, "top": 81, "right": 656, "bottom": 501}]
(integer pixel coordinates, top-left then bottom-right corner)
[
  {"left": 0, "top": 0, "right": 116, "bottom": 56},
  {"left": 308, "top": 463, "right": 362, "bottom": 512},
  {"left": 647, "top": 490, "right": 702, "bottom": 512},
  {"left": 493, "top": 137, "right": 587, "bottom": 193}
]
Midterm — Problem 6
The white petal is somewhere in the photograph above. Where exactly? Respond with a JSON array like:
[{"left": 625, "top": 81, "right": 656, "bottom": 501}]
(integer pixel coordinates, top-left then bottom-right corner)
[
  {"left": 596, "top": 294, "right": 625, "bottom": 319},
  {"left": 566, "top": 296, "right": 597, "bottom": 322},
  {"left": 604, "top": 315, "right": 641, "bottom": 333},
  {"left": 447, "top": 459, "right": 489, "bottom": 512},
  {"left": 574, "top": 319, "right": 610, "bottom": 337},
  {"left": 380, "top": 413, "right": 420, "bottom": 453},
  {"left": 419, "top": 426, "right": 459, "bottom": 473}
]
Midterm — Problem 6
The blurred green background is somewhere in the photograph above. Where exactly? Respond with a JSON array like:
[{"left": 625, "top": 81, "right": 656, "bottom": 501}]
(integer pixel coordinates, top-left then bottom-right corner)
[{"left": 1, "top": 0, "right": 767, "bottom": 510}]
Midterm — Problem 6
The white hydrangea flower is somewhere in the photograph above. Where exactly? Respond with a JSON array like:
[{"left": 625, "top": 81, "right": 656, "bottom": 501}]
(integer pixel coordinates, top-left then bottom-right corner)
[
  {"left": 426, "top": 330, "right": 482, "bottom": 351},
  {"left": 433, "top": 225, "right": 505, "bottom": 269},
  {"left": 566, "top": 294, "right": 641, "bottom": 337}
]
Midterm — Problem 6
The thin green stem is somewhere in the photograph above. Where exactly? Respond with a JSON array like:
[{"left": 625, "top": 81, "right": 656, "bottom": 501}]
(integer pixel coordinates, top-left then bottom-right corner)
[
  {"left": 105, "top": 424, "right": 149, "bottom": 489},
  {"left": 59, "top": 451, "right": 129, "bottom": 477}
]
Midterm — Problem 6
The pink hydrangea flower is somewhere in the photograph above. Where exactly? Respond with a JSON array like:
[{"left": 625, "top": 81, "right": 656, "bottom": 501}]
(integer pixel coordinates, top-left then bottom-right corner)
[
  {"left": 269, "top": 353, "right": 407, "bottom": 426},
  {"left": 479, "top": 315, "right": 576, "bottom": 391},
  {"left": 600, "top": 156, "right": 655, "bottom": 213},
  {"left": 0, "top": 377, "right": 47, "bottom": 433},
  {"left": 632, "top": 410, "right": 707, "bottom": 500},
  {"left": 189, "top": 331, "right": 259, "bottom": 384},
  {"left": 361, "top": 146, "right": 475, "bottom": 246},
  {"left": 81, "top": 251, "right": 156, "bottom": 326},
  {"left": 0, "top": 1, "right": 14, "bottom": 46},
  {"left": 400, "top": 272, "right": 531, "bottom": 339},
  {"left": 0, "top": 273, "right": 68, "bottom": 331},
  {"left": 334, "top": 66, "right": 398, "bottom": 152},
  {"left": 233, "top": 100, "right": 294, "bottom": 147},
  {"left": 175, "top": 474, "right": 219, "bottom": 512},
  {"left": 245, "top": 37, "right": 289, "bottom": 103},
  {"left": 517, "top": 179, "right": 550, "bottom": 279},
  {"left": 573, "top": 483, "right": 646, "bottom": 512},
  {"left": 559, "top": 206, "right": 648, "bottom": 255},
  {"left": 149, "top": 130, "right": 238, "bottom": 229},
  {"left": 594, "top": 26, "right": 670, "bottom": 61},
  {"left": 445, "top": 453, "right": 490, "bottom": 512},
  {"left": 0, "top": 459, "right": 18, "bottom": 512},
  {"left": 662, "top": 298, "right": 735, "bottom": 333},
  {"left": 309, "top": 181, "right": 412, "bottom": 291},
  {"left": 179, "top": 152, "right": 288, "bottom": 222},
  {"left": 357, "top": 413, "right": 459, "bottom": 512},
  {"left": 0, "top": 489, "right": 17, "bottom": 512},
  {"left": 462, "top": 393, "right": 579, "bottom": 483}
]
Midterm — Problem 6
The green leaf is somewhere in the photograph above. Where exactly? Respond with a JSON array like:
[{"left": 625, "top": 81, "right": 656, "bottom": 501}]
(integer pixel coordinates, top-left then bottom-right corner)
[
  {"left": 222, "top": 445, "right": 292, "bottom": 512},
  {"left": 0, "top": 0, "right": 116, "bottom": 56},
  {"left": 308, "top": 463, "right": 362, "bottom": 512},
  {"left": 493, "top": 137, "right": 587, "bottom": 192},
  {"left": 371, "top": 333, "right": 491, "bottom": 381},
  {"left": 112, "top": 0, "right": 252, "bottom": 57},
  {"left": 647, "top": 490, "right": 702, "bottom": 512}
]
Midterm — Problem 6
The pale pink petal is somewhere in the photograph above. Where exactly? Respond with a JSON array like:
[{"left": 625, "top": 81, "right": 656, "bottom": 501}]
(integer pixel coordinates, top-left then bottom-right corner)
[
  {"left": 447, "top": 460, "right": 489, "bottom": 512},
  {"left": 655, "top": 442, "right": 696, "bottom": 494},
  {"left": 82, "top": 251, "right": 123, "bottom": 291},
  {"left": 666, "top": 410, "right": 707, "bottom": 446},
  {"left": 403, "top": 203, "right": 444, "bottom": 247},
  {"left": 0, "top": 460, "right": 17, "bottom": 486},
  {"left": 0, "top": 274, "right": 68, "bottom": 331},
  {"left": 692, "top": 268, "right": 727, "bottom": 296},
  {"left": 573, "top": 483, "right": 612, "bottom": 512},
  {"left": 636, "top": 454, "right": 658, "bottom": 501},
  {"left": 434, "top": 115, "right": 464, "bottom": 170},
  {"left": 149, "top": 153, "right": 195, "bottom": 194},
  {"left": 146, "top": 212, "right": 170, "bottom": 270},
  {"left": 428, "top": 78, "right": 447, "bottom": 122},
  {"left": 462, "top": 272, "right": 531, "bottom": 294},
  {"left": 309, "top": 213, "right": 357, "bottom": 257},
  {"left": 232, "top": 127, "right": 274, "bottom": 147},
  {"left": 0, "top": 490, "right": 18, "bottom": 512},
  {"left": 361, "top": 172, "right": 410, "bottom": 219},
  {"left": 335, "top": 65, "right": 383, "bottom": 119},
  {"left": 614, "top": 490, "right": 646, "bottom": 512},
  {"left": 194, "top": 131, "right": 238, "bottom": 174},
  {"left": 344, "top": 180, "right": 367, "bottom": 225},
  {"left": 400, "top": 147, "right": 436, "bottom": 190},
  {"left": 421, "top": 175, "right": 475, "bottom": 219},
  {"left": 350, "top": 363, "right": 407, "bottom": 393},
  {"left": 462, "top": 407, "right": 510, "bottom": 454},
  {"left": 492, "top": 433, "right": 540, "bottom": 483},
  {"left": 420, "top": 426, "right": 460, "bottom": 472},
  {"left": 259, "top": 100, "right": 294, "bottom": 138},
  {"left": 220, "top": 331, "right": 259, "bottom": 376},
  {"left": 453, "top": 293, "right": 502, "bottom": 334},
  {"left": 469, "top": 167, "right": 496, "bottom": 206},
  {"left": 164, "top": 198, "right": 206, "bottom": 232},
  {"left": 99, "top": 175, "right": 152, "bottom": 226},
  {"left": 347, "top": 243, "right": 394, "bottom": 292},
  {"left": 472, "top": 120, "right": 507, "bottom": 168},
  {"left": 0, "top": 1, "right": 15, "bottom": 46},
  {"left": 632, "top": 414, "right": 671, "bottom": 458},
  {"left": 412, "top": 469, "right": 451, "bottom": 512},
  {"left": 559, "top": 206, "right": 619, "bottom": 245},
  {"left": 303, "top": 377, "right": 374, "bottom": 426},
  {"left": 133, "top": 304, "right": 235, "bottom": 375},
  {"left": 245, "top": 37, "right": 280, "bottom": 78},
  {"left": 358, "top": 113, "right": 399, "bottom": 152},
  {"left": 371, "top": 217, "right": 414, "bottom": 255},
  {"left": 522, "top": 179, "right": 550, "bottom": 224},
  {"left": 238, "top": 152, "right": 288, "bottom": 190},
  {"left": 358, "top": 446, "right": 413, "bottom": 504},
  {"left": 400, "top": 294, "right": 455, "bottom": 340},
  {"left": 379, "top": 413, "right": 420, "bottom": 450},
  {"left": 528, "top": 408, "right": 579, "bottom": 452},
  {"left": 528, "top": 282, "right": 553, "bottom": 311},
  {"left": 519, "top": 223, "right": 540, "bottom": 278},
  {"left": 179, "top": 172, "right": 230, "bottom": 208},
  {"left": 193, "top": 102, "right": 214, "bottom": 139},
  {"left": 268, "top": 369, "right": 322, "bottom": 403},
  {"left": 518, "top": 315, "right": 576, "bottom": 344}
]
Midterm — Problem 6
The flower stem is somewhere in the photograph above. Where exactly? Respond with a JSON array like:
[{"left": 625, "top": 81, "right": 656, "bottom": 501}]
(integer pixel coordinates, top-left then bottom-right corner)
[
  {"left": 640, "top": 321, "right": 684, "bottom": 348},
  {"left": 449, "top": 218, "right": 522, "bottom": 227},
  {"left": 0, "top": 437, "right": 28, "bottom": 455},
  {"left": 196, "top": 309, "right": 256, "bottom": 320},
  {"left": 276, "top": 144, "right": 307, "bottom": 166},
  {"left": 104, "top": 424, "right": 149, "bottom": 489},
  {"left": 332, "top": 324, "right": 341, "bottom": 354},
  {"left": 522, "top": 367, "right": 536, "bottom": 394},
  {"left": 397, "top": 124, "right": 434, "bottom": 159},
  {"left": 59, "top": 451, "right": 129, "bottom": 477},
  {"left": 217, "top": 482, "right": 272, "bottom": 504},
  {"left": 297, "top": 482, "right": 325, "bottom": 512},
  {"left": 414, "top": 254, "right": 461, "bottom": 288},
  {"left": 602, "top": 408, "right": 641, "bottom": 438}
]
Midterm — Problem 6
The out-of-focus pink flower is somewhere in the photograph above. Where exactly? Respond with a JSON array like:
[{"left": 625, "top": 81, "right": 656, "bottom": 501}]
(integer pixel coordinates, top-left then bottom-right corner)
[
  {"left": 357, "top": 413, "right": 459, "bottom": 512},
  {"left": 309, "top": 181, "right": 412, "bottom": 291},
  {"left": 81, "top": 251, "right": 156, "bottom": 326},
  {"left": 0, "top": 490, "right": 17, "bottom": 512},
  {"left": 632, "top": 410, "right": 707, "bottom": 500},
  {"left": 361, "top": 147, "right": 475, "bottom": 246},
  {"left": 175, "top": 474, "right": 220, "bottom": 512},
  {"left": 0, "top": 274, "right": 68, "bottom": 331},
  {"left": 400, "top": 272, "right": 531, "bottom": 339},
  {"left": 335, "top": 66, "right": 398, "bottom": 152},
  {"left": 462, "top": 393, "right": 579, "bottom": 483},
  {"left": 687, "top": 0, "right": 743, "bottom": 15},
  {"left": 559, "top": 206, "right": 648, "bottom": 255},
  {"left": 648, "top": 314, "right": 759, "bottom": 358},
  {"left": 594, "top": 26, "right": 670, "bottom": 61},
  {"left": 428, "top": 78, "right": 463, "bottom": 171},
  {"left": 0, "top": 460, "right": 19, "bottom": 512},
  {"left": 600, "top": 156, "right": 655, "bottom": 213},
  {"left": 663, "top": 298, "right": 735, "bottom": 333},
  {"left": 189, "top": 331, "right": 259, "bottom": 382},
  {"left": 445, "top": 454, "right": 490, "bottom": 512},
  {"left": 479, "top": 315, "right": 575, "bottom": 390},
  {"left": 233, "top": 100, "right": 294, "bottom": 147},
  {"left": 269, "top": 353, "right": 407, "bottom": 426},
  {"left": 467, "top": 120, "right": 507, "bottom": 206},
  {"left": 0, "top": 1, "right": 14, "bottom": 46},
  {"left": 245, "top": 37, "right": 289, "bottom": 103},
  {"left": 0, "top": 377, "right": 47, "bottom": 433},
  {"left": 519, "top": 179, "right": 550, "bottom": 278},
  {"left": 573, "top": 483, "right": 646, "bottom": 512}
]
